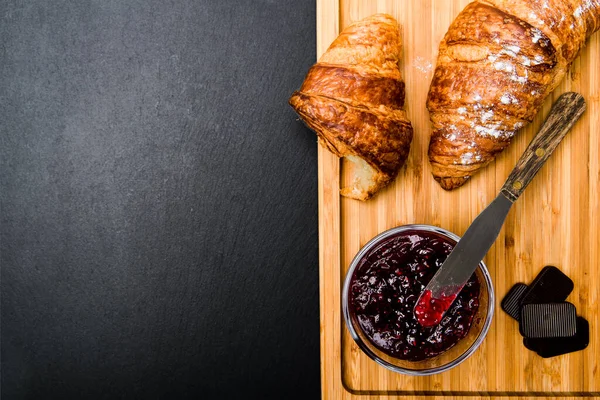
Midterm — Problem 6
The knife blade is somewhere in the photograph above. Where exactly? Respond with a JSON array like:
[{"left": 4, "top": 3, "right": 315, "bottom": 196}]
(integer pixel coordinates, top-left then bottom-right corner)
[{"left": 414, "top": 92, "right": 586, "bottom": 327}]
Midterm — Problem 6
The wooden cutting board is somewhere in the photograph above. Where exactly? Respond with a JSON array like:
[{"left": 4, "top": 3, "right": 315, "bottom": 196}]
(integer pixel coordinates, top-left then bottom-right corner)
[{"left": 316, "top": 0, "right": 600, "bottom": 398}]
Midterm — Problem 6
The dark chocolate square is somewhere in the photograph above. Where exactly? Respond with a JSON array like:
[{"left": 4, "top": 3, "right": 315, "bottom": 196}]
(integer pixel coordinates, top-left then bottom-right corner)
[
  {"left": 524, "top": 317, "right": 589, "bottom": 358},
  {"left": 520, "top": 266, "right": 574, "bottom": 305},
  {"left": 501, "top": 283, "right": 528, "bottom": 321},
  {"left": 519, "top": 302, "right": 577, "bottom": 338}
]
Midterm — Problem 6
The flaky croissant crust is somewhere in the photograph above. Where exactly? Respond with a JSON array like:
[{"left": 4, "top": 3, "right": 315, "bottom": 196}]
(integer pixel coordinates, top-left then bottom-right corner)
[
  {"left": 427, "top": 0, "right": 600, "bottom": 190},
  {"left": 289, "top": 14, "right": 413, "bottom": 200}
]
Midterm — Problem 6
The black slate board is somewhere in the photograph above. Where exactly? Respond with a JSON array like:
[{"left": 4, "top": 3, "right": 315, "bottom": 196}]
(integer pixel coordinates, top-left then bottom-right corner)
[{"left": 1, "top": 0, "right": 319, "bottom": 398}]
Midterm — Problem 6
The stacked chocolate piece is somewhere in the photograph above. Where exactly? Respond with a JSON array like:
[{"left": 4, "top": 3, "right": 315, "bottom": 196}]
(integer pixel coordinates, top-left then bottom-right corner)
[{"left": 501, "top": 266, "right": 589, "bottom": 358}]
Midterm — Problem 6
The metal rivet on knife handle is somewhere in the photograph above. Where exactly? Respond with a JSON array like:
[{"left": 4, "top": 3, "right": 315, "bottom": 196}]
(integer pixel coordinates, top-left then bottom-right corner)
[{"left": 535, "top": 148, "right": 546, "bottom": 157}]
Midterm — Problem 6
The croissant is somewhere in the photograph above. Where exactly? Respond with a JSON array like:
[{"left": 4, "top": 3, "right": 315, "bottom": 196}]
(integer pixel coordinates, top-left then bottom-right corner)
[
  {"left": 427, "top": 0, "right": 600, "bottom": 190},
  {"left": 289, "top": 14, "right": 413, "bottom": 201}
]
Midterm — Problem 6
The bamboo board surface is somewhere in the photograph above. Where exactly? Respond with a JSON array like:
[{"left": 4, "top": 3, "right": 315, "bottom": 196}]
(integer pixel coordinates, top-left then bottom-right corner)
[{"left": 316, "top": 0, "right": 600, "bottom": 398}]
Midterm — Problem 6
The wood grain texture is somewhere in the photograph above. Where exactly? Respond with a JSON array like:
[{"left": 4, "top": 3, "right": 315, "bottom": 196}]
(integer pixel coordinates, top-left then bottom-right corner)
[{"left": 317, "top": 1, "right": 600, "bottom": 398}]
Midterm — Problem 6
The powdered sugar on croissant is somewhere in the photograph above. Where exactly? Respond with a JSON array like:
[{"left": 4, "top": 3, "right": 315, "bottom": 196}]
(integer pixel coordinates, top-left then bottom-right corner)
[{"left": 427, "top": 0, "right": 600, "bottom": 190}]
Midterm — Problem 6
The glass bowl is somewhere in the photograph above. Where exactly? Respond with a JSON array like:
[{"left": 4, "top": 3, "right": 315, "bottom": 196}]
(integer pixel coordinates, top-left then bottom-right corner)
[{"left": 342, "top": 224, "right": 494, "bottom": 376}]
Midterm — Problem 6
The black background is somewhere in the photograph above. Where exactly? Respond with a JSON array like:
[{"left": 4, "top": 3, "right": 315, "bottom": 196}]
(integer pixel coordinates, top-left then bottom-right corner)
[{"left": 1, "top": 0, "right": 320, "bottom": 398}]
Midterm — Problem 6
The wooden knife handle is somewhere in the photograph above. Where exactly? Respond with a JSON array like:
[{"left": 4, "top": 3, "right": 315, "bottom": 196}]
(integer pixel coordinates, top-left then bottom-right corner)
[{"left": 500, "top": 92, "right": 586, "bottom": 202}]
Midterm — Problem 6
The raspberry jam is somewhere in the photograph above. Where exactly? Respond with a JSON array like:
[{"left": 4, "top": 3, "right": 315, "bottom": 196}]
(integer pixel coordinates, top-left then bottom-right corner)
[
  {"left": 414, "top": 290, "right": 457, "bottom": 327},
  {"left": 348, "top": 229, "right": 480, "bottom": 361}
]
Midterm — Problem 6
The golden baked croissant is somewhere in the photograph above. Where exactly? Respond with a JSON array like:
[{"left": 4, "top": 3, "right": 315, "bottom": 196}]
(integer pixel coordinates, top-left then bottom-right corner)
[
  {"left": 427, "top": 0, "right": 600, "bottom": 190},
  {"left": 289, "top": 14, "right": 413, "bottom": 200}
]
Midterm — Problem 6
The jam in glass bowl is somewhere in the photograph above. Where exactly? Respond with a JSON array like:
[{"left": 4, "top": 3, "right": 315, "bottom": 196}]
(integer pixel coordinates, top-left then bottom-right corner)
[{"left": 342, "top": 224, "right": 494, "bottom": 375}]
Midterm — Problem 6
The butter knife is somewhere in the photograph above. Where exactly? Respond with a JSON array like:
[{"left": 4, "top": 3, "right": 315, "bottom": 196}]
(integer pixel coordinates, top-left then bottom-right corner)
[{"left": 414, "top": 92, "right": 586, "bottom": 327}]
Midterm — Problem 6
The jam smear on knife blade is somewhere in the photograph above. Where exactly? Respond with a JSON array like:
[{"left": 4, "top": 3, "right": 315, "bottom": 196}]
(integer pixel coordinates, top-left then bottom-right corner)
[{"left": 414, "top": 290, "right": 458, "bottom": 328}]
